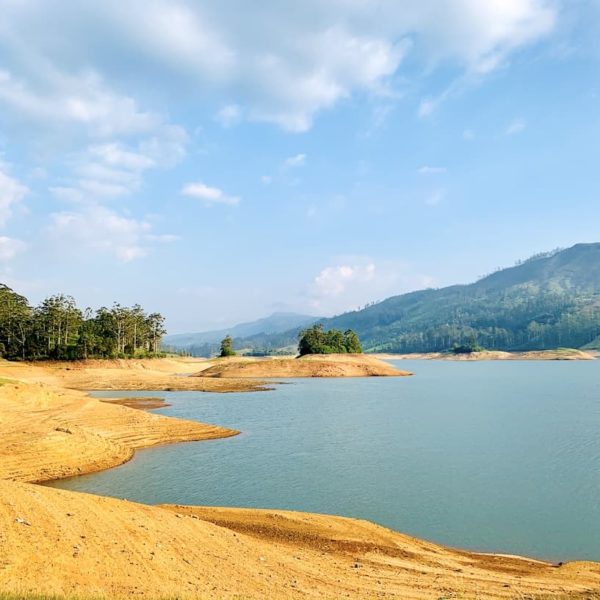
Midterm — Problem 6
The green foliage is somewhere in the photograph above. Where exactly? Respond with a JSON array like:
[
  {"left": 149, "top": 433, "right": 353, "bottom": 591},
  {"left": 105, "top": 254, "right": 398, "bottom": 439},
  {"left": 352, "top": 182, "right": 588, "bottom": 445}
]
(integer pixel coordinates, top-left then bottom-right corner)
[
  {"left": 318, "top": 243, "right": 600, "bottom": 353},
  {"left": 219, "top": 335, "right": 236, "bottom": 357},
  {"left": 298, "top": 324, "right": 363, "bottom": 356},
  {"left": 0, "top": 284, "right": 166, "bottom": 361}
]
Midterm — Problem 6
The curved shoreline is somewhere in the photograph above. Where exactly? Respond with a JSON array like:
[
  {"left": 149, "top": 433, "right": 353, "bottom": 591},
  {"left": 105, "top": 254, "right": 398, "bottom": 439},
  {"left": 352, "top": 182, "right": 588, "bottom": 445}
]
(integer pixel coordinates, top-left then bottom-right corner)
[{"left": 1, "top": 359, "right": 600, "bottom": 599}]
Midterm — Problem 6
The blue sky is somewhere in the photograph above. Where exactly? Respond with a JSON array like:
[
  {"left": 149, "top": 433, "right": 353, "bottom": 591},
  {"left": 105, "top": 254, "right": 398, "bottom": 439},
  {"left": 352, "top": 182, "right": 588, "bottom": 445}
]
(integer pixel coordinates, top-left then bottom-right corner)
[{"left": 1, "top": 0, "right": 600, "bottom": 332}]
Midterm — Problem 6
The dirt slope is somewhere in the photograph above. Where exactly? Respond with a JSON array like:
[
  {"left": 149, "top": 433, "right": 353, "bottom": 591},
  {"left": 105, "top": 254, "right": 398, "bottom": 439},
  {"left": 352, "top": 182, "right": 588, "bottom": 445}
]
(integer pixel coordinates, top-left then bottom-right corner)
[
  {"left": 199, "top": 354, "right": 411, "bottom": 378},
  {"left": 1, "top": 481, "right": 600, "bottom": 600},
  {"left": 0, "top": 381, "right": 237, "bottom": 483}
]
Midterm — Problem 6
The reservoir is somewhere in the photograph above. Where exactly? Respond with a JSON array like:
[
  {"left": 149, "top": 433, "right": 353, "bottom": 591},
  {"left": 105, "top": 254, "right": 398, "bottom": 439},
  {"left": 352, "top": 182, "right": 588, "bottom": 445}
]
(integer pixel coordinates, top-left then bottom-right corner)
[{"left": 47, "top": 359, "right": 600, "bottom": 562}]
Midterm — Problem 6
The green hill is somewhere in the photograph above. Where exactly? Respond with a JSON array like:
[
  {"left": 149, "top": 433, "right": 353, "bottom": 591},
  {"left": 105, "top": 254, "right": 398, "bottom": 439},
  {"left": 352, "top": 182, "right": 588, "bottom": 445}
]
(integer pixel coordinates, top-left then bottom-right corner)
[
  {"left": 323, "top": 243, "right": 600, "bottom": 353},
  {"left": 235, "top": 244, "right": 600, "bottom": 354}
]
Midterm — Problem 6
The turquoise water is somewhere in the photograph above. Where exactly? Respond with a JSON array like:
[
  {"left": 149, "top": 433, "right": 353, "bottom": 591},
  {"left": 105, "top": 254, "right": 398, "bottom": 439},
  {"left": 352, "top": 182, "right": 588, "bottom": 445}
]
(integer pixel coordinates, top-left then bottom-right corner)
[{"left": 46, "top": 360, "right": 600, "bottom": 562}]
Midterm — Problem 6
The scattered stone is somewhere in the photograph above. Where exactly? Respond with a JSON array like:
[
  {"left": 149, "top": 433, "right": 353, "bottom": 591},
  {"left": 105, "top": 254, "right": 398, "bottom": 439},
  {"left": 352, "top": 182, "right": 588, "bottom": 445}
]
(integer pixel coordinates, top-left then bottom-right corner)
[{"left": 15, "top": 517, "right": 31, "bottom": 526}]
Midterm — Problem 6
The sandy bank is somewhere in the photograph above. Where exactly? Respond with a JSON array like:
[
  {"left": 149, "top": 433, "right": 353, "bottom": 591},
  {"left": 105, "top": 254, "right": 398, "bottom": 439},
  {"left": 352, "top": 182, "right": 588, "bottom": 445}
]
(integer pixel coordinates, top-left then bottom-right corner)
[
  {"left": 377, "top": 349, "right": 596, "bottom": 361},
  {"left": 2, "top": 482, "right": 600, "bottom": 600},
  {"left": 198, "top": 353, "right": 412, "bottom": 378},
  {"left": 0, "top": 357, "right": 270, "bottom": 392},
  {"left": 1, "top": 361, "right": 599, "bottom": 599},
  {"left": 0, "top": 381, "right": 238, "bottom": 483}
]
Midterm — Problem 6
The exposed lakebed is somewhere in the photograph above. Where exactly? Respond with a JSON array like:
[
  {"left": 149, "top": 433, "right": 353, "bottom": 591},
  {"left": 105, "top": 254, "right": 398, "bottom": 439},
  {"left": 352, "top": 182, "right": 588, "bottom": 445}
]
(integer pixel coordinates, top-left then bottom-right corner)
[{"left": 47, "top": 360, "right": 600, "bottom": 562}]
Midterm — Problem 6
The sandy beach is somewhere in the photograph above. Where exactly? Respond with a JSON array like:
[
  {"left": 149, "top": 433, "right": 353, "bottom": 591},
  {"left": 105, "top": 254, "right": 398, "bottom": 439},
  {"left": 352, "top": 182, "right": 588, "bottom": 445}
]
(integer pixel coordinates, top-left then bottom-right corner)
[{"left": 0, "top": 358, "right": 599, "bottom": 599}]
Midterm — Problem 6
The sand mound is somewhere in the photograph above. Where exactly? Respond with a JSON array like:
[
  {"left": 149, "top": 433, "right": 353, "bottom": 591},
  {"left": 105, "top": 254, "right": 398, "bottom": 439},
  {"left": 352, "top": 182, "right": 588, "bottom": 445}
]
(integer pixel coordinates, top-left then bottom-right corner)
[{"left": 198, "top": 354, "right": 411, "bottom": 378}]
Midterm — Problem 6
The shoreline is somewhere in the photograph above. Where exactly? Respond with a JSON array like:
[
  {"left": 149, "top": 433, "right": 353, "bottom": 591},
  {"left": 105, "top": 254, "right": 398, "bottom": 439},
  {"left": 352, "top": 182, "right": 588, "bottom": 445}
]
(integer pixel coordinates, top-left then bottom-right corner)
[
  {"left": 1, "top": 358, "right": 600, "bottom": 598},
  {"left": 374, "top": 348, "right": 597, "bottom": 361}
]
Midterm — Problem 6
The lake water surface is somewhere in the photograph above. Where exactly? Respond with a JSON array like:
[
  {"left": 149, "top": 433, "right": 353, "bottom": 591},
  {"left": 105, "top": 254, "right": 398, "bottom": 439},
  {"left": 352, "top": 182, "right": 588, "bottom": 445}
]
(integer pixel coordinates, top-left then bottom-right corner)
[{"left": 47, "top": 360, "right": 600, "bottom": 562}]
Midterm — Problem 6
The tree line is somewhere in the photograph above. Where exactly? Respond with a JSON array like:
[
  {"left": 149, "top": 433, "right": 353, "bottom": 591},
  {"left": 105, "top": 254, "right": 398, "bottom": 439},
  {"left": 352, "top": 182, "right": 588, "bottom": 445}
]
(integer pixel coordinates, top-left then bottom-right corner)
[{"left": 0, "top": 284, "right": 166, "bottom": 360}]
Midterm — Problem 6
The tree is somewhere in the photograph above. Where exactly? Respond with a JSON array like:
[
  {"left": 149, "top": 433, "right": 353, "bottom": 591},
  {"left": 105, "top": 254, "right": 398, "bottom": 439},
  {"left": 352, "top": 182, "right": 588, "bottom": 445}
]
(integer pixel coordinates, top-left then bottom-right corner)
[
  {"left": 219, "top": 335, "right": 236, "bottom": 357},
  {"left": 0, "top": 282, "right": 167, "bottom": 361},
  {"left": 344, "top": 330, "right": 363, "bottom": 353},
  {"left": 298, "top": 324, "right": 363, "bottom": 356}
]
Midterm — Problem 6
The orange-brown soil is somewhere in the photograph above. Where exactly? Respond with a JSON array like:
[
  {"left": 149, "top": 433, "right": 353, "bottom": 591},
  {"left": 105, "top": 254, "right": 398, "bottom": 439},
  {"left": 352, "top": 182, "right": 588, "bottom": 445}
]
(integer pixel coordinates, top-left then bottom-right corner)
[
  {"left": 0, "top": 359, "right": 598, "bottom": 599},
  {"left": 198, "top": 353, "right": 412, "bottom": 378},
  {"left": 0, "top": 357, "right": 270, "bottom": 392}
]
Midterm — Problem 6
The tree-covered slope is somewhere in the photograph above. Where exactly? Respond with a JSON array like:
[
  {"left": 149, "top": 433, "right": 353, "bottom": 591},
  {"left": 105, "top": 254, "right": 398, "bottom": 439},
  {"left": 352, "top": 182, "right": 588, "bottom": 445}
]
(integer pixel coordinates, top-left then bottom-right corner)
[
  {"left": 322, "top": 244, "right": 600, "bottom": 352},
  {"left": 230, "top": 244, "right": 600, "bottom": 355}
]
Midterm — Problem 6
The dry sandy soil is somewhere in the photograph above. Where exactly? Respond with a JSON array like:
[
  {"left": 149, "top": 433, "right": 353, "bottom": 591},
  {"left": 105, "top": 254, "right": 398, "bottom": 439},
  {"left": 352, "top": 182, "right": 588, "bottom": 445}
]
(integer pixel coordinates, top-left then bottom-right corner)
[
  {"left": 198, "top": 353, "right": 412, "bottom": 378},
  {"left": 0, "top": 380, "right": 237, "bottom": 483},
  {"left": 0, "top": 359, "right": 599, "bottom": 599},
  {"left": 0, "top": 357, "right": 270, "bottom": 392},
  {"left": 377, "top": 349, "right": 596, "bottom": 361}
]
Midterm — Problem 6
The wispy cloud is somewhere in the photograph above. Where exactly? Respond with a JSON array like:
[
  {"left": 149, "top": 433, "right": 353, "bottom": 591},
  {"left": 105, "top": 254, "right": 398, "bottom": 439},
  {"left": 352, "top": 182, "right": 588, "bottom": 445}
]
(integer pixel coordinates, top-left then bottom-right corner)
[
  {"left": 418, "top": 166, "right": 447, "bottom": 175},
  {"left": 0, "top": 236, "right": 27, "bottom": 262},
  {"left": 424, "top": 188, "right": 446, "bottom": 206},
  {"left": 308, "top": 257, "right": 435, "bottom": 314},
  {"left": 182, "top": 182, "right": 240, "bottom": 206},
  {"left": 215, "top": 104, "right": 242, "bottom": 128},
  {"left": 505, "top": 117, "right": 527, "bottom": 136},
  {"left": 284, "top": 154, "right": 307, "bottom": 168},
  {"left": 0, "top": 166, "right": 28, "bottom": 226},
  {"left": 47, "top": 205, "right": 176, "bottom": 262}
]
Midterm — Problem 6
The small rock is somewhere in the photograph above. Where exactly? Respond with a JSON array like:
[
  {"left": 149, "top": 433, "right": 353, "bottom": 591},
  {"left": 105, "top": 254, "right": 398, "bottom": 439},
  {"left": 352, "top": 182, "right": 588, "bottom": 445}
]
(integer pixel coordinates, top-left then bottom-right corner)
[{"left": 15, "top": 517, "right": 31, "bottom": 526}]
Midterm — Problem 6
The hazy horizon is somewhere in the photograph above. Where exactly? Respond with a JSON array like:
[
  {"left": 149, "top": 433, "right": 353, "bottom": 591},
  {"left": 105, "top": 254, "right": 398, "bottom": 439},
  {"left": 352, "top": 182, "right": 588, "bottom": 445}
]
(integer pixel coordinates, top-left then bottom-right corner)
[{"left": 2, "top": 2, "right": 600, "bottom": 332}]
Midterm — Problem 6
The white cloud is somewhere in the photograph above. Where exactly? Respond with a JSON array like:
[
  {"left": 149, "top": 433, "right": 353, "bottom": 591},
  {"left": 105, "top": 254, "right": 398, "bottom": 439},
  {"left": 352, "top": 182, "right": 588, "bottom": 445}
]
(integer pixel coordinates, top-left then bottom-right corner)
[
  {"left": 0, "top": 236, "right": 26, "bottom": 261},
  {"left": 182, "top": 182, "right": 240, "bottom": 206},
  {"left": 260, "top": 175, "right": 272, "bottom": 185},
  {"left": 314, "top": 263, "right": 377, "bottom": 298},
  {"left": 309, "top": 258, "right": 435, "bottom": 314},
  {"left": 463, "top": 128, "right": 475, "bottom": 140},
  {"left": 215, "top": 104, "right": 242, "bottom": 128},
  {"left": 424, "top": 188, "right": 446, "bottom": 206},
  {"left": 505, "top": 117, "right": 527, "bottom": 135},
  {"left": 51, "top": 131, "right": 188, "bottom": 201},
  {"left": 284, "top": 154, "right": 307, "bottom": 168},
  {"left": 0, "top": 167, "right": 28, "bottom": 226},
  {"left": 0, "top": 69, "right": 161, "bottom": 139},
  {"left": 48, "top": 205, "right": 175, "bottom": 262},
  {"left": 0, "top": 1, "right": 558, "bottom": 133},
  {"left": 418, "top": 166, "right": 447, "bottom": 175}
]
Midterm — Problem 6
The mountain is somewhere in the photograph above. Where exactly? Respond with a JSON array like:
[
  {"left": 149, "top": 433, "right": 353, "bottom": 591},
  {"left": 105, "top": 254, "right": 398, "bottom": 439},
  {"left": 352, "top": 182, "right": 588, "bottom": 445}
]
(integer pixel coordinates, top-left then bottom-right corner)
[
  {"left": 163, "top": 312, "right": 318, "bottom": 355},
  {"left": 235, "top": 244, "right": 600, "bottom": 354}
]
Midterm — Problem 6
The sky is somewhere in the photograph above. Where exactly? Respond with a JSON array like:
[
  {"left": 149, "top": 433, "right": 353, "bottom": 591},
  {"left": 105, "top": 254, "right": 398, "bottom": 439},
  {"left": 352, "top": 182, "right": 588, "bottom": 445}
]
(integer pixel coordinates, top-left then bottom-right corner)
[{"left": 1, "top": 0, "right": 600, "bottom": 333}]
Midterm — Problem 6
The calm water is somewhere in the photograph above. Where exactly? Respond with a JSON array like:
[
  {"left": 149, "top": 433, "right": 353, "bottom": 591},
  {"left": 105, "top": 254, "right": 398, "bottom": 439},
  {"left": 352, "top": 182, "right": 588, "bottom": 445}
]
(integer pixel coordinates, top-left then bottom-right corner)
[{"left": 47, "top": 360, "right": 600, "bottom": 562}]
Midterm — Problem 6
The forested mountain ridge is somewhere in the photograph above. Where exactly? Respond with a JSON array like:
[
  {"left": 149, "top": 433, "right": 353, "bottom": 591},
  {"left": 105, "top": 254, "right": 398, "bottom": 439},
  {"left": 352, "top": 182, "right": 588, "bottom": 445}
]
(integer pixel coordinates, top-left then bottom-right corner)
[
  {"left": 323, "top": 243, "right": 600, "bottom": 352},
  {"left": 231, "top": 244, "right": 600, "bottom": 355}
]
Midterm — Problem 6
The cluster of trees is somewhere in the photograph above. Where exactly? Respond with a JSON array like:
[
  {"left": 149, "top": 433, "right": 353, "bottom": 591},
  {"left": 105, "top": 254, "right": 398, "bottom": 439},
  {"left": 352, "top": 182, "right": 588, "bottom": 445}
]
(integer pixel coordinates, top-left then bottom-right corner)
[
  {"left": 0, "top": 284, "right": 166, "bottom": 360},
  {"left": 298, "top": 324, "right": 362, "bottom": 356},
  {"left": 219, "top": 335, "right": 236, "bottom": 357}
]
